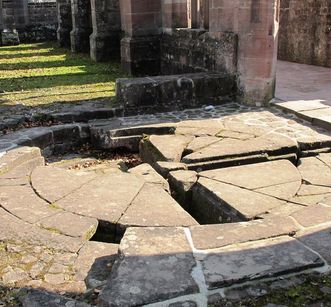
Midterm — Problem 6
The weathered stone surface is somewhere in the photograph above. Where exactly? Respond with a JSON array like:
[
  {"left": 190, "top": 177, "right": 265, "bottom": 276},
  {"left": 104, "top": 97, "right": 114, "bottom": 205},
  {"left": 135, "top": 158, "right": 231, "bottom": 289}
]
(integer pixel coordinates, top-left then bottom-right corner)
[
  {"left": 192, "top": 178, "right": 285, "bottom": 223},
  {"left": 298, "top": 156, "right": 331, "bottom": 186},
  {"left": 31, "top": 166, "right": 96, "bottom": 203},
  {"left": 117, "top": 183, "right": 197, "bottom": 234},
  {"left": 168, "top": 170, "right": 198, "bottom": 210},
  {"left": 201, "top": 236, "right": 324, "bottom": 289},
  {"left": 200, "top": 160, "right": 301, "bottom": 190},
  {"left": 296, "top": 224, "right": 331, "bottom": 264},
  {"left": 99, "top": 227, "right": 199, "bottom": 306},
  {"left": 190, "top": 216, "right": 298, "bottom": 250},
  {"left": 256, "top": 181, "right": 302, "bottom": 200},
  {"left": 182, "top": 133, "right": 298, "bottom": 164},
  {"left": 185, "top": 136, "right": 220, "bottom": 154},
  {"left": 0, "top": 185, "right": 60, "bottom": 223},
  {"left": 0, "top": 208, "right": 83, "bottom": 253},
  {"left": 56, "top": 172, "right": 145, "bottom": 223},
  {"left": 154, "top": 161, "right": 187, "bottom": 178},
  {"left": 129, "top": 163, "right": 170, "bottom": 191},
  {"left": 74, "top": 241, "right": 118, "bottom": 288},
  {"left": 141, "top": 134, "right": 193, "bottom": 164},
  {"left": 38, "top": 212, "right": 98, "bottom": 240},
  {"left": 19, "top": 288, "right": 91, "bottom": 307},
  {"left": 291, "top": 204, "right": 331, "bottom": 227}
]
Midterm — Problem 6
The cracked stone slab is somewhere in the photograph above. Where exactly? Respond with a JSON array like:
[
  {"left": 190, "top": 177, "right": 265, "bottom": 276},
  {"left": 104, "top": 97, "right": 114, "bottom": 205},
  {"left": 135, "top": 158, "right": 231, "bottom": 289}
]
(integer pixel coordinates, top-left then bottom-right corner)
[
  {"left": 182, "top": 133, "right": 298, "bottom": 164},
  {"left": 154, "top": 161, "right": 188, "bottom": 178},
  {"left": 0, "top": 208, "right": 83, "bottom": 253},
  {"left": 117, "top": 183, "right": 197, "bottom": 234},
  {"left": 0, "top": 185, "right": 61, "bottom": 224},
  {"left": 37, "top": 212, "right": 98, "bottom": 240},
  {"left": 298, "top": 156, "right": 331, "bottom": 186},
  {"left": 295, "top": 224, "right": 331, "bottom": 264},
  {"left": 185, "top": 136, "right": 221, "bottom": 154},
  {"left": 74, "top": 241, "right": 118, "bottom": 288},
  {"left": 140, "top": 134, "right": 194, "bottom": 164},
  {"left": 192, "top": 178, "right": 285, "bottom": 223},
  {"left": 190, "top": 216, "right": 298, "bottom": 250},
  {"left": 201, "top": 236, "right": 324, "bottom": 289},
  {"left": 291, "top": 204, "right": 331, "bottom": 227},
  {"left": 56, "top": 172, "right": 145, "bottom": 223},
  {"left": 129, "top": 163, "right": 170, "bottom": 192},
  {"left": 200, "top": 160, "right": 301, "bottom": 190},
  {"left": 31, "top": 166, "right": 96, "bottom": 203},
  {"left": 99, "top": 227, "right": 199, "bottom": 306}
]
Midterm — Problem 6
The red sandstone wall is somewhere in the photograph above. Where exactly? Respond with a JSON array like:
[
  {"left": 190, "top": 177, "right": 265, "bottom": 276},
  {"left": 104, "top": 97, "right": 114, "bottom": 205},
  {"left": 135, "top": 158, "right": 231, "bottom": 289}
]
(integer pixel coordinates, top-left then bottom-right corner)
[{"left": 278, "top": 0, "right": 331, "bottom": 68}]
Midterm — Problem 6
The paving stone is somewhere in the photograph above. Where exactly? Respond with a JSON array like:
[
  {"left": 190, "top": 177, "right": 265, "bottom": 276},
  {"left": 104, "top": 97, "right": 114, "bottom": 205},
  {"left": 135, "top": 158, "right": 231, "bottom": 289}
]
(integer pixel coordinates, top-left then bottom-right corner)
[
  {"left": 56, "top": 171, "right": 145, "bottom": 223},
  {"left": 0, "top": 185, "right": 60, "bottom": 223},
  {"left": 74, "top": 241, "right": 118, "bottom": 288},
  {"left": 256, "top": 181, "right": 302, "bottom": 200},
  {"left": 216, "top": 130, "right": 255, "bottom": 140},
  {"left": 129, "top": 163, "right": 170, "bottom": 191},
  {"left": 298, "top": 157, "right": 331, "bottom": 186},
  {"left": 154, "top": 161, "right": 188, "bottom": 178},
  {"left": 190, "top": 216, "right": 298, "bottom": 250},
  {"left": 140, "top": 134, "right": 194, "bottom": 164},
  {"left": 201, "top": 236, "right": 324, "bottom": 289},
  {"left": 99, "top": 227, "right": 199, "bottom": 306},
  {"left": 182, "top": 133, "right": 298, "bottom": 164},
  {"left": 169, "top": 301, "right": 197, "bottom": 307},
  {"left": 290, "top": 193, "right": 331, "bottom": 206},
  {"left": 31, "top": 166, "right": 96, "bottom": 203},
  {"left": 185, "top": 136, "right": 220, "bottom": 154},
  {"left": 192, "top": 178, "right": 285, "bottom": 223},
  {"left": 117, "top": 183, "right": 197, "bottom": 234},
  {"left": 1, "top": 267, "right": 28, "bottom": 284},
  {"left": 19, "top": 288, "right": 91, "bottom": 307},
  {"left": 296, "top": 224, "right": 331, "bottom": 264},
  {"left": 200, "top": 160, "right": 301, "bottom": 190},
  {"left": 38, "top": 212, "right": 98, "bottom": 240},
  {"left": 0, "top": 208, "right": 83, "bottom": 253},
  {"left": 168, "top": 170, "right": 198, "bottom": 210},
  {"left": 291, "top": 204, "right": 331, "bottom": 227},
  {"left": 297, "top": 184, "right": 331, "bottom": 196}
]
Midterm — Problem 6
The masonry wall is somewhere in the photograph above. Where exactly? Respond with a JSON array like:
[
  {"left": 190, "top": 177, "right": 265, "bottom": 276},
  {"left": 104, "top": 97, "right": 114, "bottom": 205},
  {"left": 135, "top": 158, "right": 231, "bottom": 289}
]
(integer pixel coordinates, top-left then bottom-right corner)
[
  {"left": 161, "top": 28, "right": 237, "bottom": 78},
  {"left": 27, "top": 0, "right": 57, "bottom": 26},
  {"left": 278, "top": 0, "right": 331, "bottom": 68}
]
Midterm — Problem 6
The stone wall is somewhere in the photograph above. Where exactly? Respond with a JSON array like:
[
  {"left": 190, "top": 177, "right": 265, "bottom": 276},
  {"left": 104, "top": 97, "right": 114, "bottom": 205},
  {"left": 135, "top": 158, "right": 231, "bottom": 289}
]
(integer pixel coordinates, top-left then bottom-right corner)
[
  {"left": 161, "top": 28, "right": 237, "bottom": 78},
  {"left": 27, "top": 0, "right": 57, "bottom": 26},
  {"left": 278, "top": 0, "right": 331, "bottom": 68}
]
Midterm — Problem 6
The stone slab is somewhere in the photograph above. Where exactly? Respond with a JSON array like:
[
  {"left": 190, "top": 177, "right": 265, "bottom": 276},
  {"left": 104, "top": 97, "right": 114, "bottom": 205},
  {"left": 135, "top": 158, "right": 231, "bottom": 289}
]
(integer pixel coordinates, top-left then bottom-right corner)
[
  {"left": 192, "top": 178, "right": 285, "bottom": 223},
  {"left": 298, "top": 156, "right": 331, "bottom": 186},
  {"left": 190, "top": 216, "right": 298, "bottom": 250},
  {"left": 56, "top": 172, "right": 145, "bottom": 223},
  {"left": 31, "top": 166, "right": 96, "bottom": 203},
  {"left": 154, "top": 161, "right": 187, "bottom": 178},
  {"left": 99, "top": 227, "right": 199, "bottom": 306},
  {"left": 291, "top": 204, "right": 331, "bottom": 227},
  {"left": 117, "top": 183, "right": 197, "bottom": 234},
  {"left": 129, "top": 163, "right": 170, "bottom": 192},
  {"left": 38, "top": 212, "right": 98, "bottom": 240},
  {"left": 200, "top": 160, "right": 301, "bottom": 190},
  {"left": 201, "top": 236, "right": 324, "bottom": 289}
]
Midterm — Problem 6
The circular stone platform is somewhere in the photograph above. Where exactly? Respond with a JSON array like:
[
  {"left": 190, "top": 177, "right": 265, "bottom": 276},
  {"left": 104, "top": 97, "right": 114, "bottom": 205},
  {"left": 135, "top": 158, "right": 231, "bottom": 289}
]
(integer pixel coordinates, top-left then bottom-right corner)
[{"left": 0, "top": 104, "right": 330, "bottom": 306}]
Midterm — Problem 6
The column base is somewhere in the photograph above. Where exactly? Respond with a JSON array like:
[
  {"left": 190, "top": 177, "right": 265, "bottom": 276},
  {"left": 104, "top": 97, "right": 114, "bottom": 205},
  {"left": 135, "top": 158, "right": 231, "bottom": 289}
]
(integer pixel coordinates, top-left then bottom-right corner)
[
  {"left": 70, "top": 29, "right": 90, "bottom": 53},
  {"left": 1, "top": 29, "right": 20, "bottom": 46},
  {"left": 121, "top": 36, "right": 161, "bottom": 76},
  {"left": 90, "top": 32, "right": 120, "bottom": 62}
]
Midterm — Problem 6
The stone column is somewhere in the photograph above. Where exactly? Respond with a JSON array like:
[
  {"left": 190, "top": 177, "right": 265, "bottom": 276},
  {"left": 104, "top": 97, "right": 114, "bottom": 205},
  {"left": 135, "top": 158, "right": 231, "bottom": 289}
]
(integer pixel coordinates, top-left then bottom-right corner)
[
  {"left": 56, "top": 0, "right": 72, "bottom": 47},
  {"left": 1, "top": 0, "right": 20, "bottom": 45},
  {"left": 70, "top": 0, "right": 92, "bottom": 53},
  {"left": 120, "top": 0, "right": 162, "bottom": 76},
  {"left": 210, "top": 0, "right": 280, "bottom": 105},
  {"left": 162, "top": 0, "right": 190, "bottom": 30},
  {"left": 90, "top": 0, "right": 121, "bottom": 62}
]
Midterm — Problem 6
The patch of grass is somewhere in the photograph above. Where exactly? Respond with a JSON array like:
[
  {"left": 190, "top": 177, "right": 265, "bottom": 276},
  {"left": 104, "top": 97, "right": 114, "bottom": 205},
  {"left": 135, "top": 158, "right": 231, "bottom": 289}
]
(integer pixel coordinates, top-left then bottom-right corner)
[{"left": 0, "top": 42, "right": 126, "bottom": 107}]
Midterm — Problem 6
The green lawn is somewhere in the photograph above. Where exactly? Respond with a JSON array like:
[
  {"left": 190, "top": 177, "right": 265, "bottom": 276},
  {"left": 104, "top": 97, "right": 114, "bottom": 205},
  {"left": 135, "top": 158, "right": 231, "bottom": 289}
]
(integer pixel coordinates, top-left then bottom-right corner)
[{"left": 0, "top": 42, "right": 125, "bottom": 107}]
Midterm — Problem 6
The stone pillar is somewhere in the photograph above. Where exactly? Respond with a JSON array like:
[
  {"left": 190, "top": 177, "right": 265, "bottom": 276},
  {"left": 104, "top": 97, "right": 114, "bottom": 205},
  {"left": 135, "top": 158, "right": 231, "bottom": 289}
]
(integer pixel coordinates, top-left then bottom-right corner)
[
  {"left": 162, "top": 0, "right": 190, "bottom": 29},
  {"left": 120, "top": 0, "right": 162, "bottom": 76},
  {"left": 1, "top": 0, "right": 20, "bottom": 45},
  {"left": 90, "top": 0, "right": 121, "bottom": 62},
  {"left": 57, "top": 0, "right": 72, "bottom": 47},
  {"left": 70, "top": 0, "right": 92, "bottom": 53},
  {"left": 210, "top": 0, "right": 280, "bottom": 105}
]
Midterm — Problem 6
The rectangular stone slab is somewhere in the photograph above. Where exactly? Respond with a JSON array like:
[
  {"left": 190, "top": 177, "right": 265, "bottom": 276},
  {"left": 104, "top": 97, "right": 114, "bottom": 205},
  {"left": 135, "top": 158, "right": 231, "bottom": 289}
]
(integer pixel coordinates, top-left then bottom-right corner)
[
  {"left": 99, "top": 227, "right": 199, "bottom": 306},
  {"left": 201, "top": 236, "right": 324, "bottom": 289}
]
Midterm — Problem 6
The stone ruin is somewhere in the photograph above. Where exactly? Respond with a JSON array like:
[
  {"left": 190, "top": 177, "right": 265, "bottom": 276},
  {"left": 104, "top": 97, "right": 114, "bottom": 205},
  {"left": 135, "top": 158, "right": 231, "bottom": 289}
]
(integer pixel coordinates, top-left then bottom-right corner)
[{"left": 54, "top": 0, "right": 279, "bottom": 106}]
